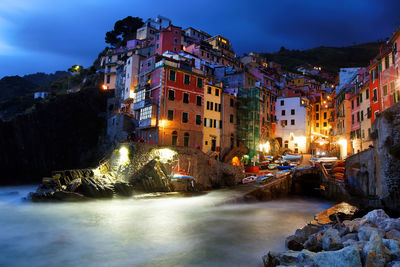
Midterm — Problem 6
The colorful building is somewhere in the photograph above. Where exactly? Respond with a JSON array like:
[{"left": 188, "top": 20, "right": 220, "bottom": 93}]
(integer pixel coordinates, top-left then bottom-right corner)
[{"left": 202, "top": 83, "right": 222, "bottom": 157}]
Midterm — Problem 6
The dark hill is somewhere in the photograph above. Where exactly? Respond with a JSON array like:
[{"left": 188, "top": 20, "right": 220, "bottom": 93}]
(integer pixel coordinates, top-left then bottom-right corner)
[
  {"left": 259, "top": 41, "right": 383, "bottom": 74},
  {"left": 0, "top": 76, "right": 38, "bottom": 102}
]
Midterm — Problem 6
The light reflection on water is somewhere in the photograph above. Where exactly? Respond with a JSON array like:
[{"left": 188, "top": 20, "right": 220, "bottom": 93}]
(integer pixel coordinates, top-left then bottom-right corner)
[{"left": 0, "top": 186, "right": 333, "bottom": 267}]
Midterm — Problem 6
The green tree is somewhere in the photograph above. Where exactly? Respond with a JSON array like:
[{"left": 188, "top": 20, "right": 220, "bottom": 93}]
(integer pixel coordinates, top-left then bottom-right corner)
[{"left": 105, "top": 16, "right": 144, "bottom": 47}]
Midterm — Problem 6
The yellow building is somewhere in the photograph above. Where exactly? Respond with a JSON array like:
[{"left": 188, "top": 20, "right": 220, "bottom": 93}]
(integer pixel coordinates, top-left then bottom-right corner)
[{"left": 202, "top": 83, "right": 222, "bottom": 157}]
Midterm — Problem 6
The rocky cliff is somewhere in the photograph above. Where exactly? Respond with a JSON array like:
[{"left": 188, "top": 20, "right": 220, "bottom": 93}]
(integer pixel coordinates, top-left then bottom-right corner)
[{"left": 0, "top": 87, "right": 111, "bottom": 185}]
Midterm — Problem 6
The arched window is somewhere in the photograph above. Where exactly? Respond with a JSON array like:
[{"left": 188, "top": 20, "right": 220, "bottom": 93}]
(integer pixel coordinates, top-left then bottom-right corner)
[
  {"left": 172, "top": 131, "right": 178, "bottom": 146},
  {"left": 184, "top": 132, "right": 189, "bottom": 147}
]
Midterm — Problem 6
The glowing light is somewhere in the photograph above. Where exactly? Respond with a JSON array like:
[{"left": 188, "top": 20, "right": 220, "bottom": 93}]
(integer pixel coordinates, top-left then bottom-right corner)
[
  {"left": 119, "top": 146, "right": 129, "bottom": 165},
  {"left": 159, "top": 120, "right": 166, "bottom": 127},
  {"left": 258, "top": 141, "right": 271, "bottom": 153},
  {"left": 129, "top": 90, "right": 134, "bottom": 99},
  {"left": 157, "top": 148, "right": 177, "bottom": 163},
  {"left": 102, "top": 84, "right": 108, "bottom": 90},
  {"left": 338, "top": 139, "right": 347, "bottom": 147},
  {"left": 293, "top": 136, "right": 307, "bottom": 146}
]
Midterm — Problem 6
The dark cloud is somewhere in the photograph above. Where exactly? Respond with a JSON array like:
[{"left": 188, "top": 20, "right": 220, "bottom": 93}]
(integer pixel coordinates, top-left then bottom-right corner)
[{"left": 0, "top": 0, "right": 399, "bottom": 77}]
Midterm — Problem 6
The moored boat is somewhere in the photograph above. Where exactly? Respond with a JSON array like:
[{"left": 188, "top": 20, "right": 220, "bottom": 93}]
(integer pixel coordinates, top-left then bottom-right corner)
[
  {"left": 277, "top": 165, "right": 295, "bottom": 170},
  {"left": 276, "top": 170, "right": 291, "bottom": 178},
  {"left": 268, "top": 164, "right": 278, "bottom": 170},
  {"left": 242, "top": 175, "right": 258, "bottom": 184}
]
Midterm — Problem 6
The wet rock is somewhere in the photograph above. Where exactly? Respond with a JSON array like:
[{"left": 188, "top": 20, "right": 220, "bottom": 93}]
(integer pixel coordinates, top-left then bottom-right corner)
[
  {"left": 75, "top": 177, "right": 113, "bottom": 198},
  {"left": 358, "top": 225, "right": 384, "bottom": 241},
  {"left": 53, "top": 191, "right": 87, "bottom": 201},
  {"left": 279, "top": 250, "right": 299, "bottom": 266},
  {"left": 386, "top": 260, "right": 400, "bottom": 267},
  {"left": 383, "top": 238, "right": 400, "bottom": 255},
  {"left": 322, "top": 228, "right": 343, "bottom": 251},
  {"left": 113, "top": 182, "right": 134, "bottom": 197},
  {"left": 341, "top": 233, "right": 359, "bottom": 243},
  {"left": 343, "top": 218, "right": 368, "bottom": 233},
  {"left": 386, "top": 229, "right": 400, "bottom": 241},
  {"left": 304, "top": 232, "right": 324, "bottom": 252},
  {"left": 130, "top": 159, "right": 173, "bottom": 192},
  {"left": 314, "top": 245, "right": 362, "bottom": 267},
  {"left": 262, "top": 251, "right": 280, "bottom": 267},
  {"left": 362, "top": 231, "right": 394, "bottom": 266},
  {"left": 378, "top": 218, "right": 400, "bottom": 232},
  {"left": 362, "top": 209, "right": 390, "bottom": 225},
  {"left": 285, "top": 235, "right": 304, "bottom": 251},
  {"left": 297, "top": 249, "right": 317, "bottom": 266}
]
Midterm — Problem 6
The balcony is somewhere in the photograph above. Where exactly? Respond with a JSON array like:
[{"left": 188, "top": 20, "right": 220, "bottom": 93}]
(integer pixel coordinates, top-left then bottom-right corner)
[{"left": 133, "top": 99, "right": 152, "bottom": 110}]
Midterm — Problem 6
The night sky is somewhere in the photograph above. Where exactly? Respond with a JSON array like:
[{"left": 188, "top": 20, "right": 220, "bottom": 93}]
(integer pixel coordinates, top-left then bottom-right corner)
[{"left": 0, "top": 0, "right": 399, "bottom": 78}]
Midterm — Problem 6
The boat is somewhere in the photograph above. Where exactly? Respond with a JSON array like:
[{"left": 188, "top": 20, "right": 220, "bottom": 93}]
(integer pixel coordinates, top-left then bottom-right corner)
[
  {"left": 268, "top": 164, "right": 278, "bottom": 170},
  {"left": 259, "top": 161, "right": 270, "bottom": 170},
  {"left": 282, "top": 154, "right": 302, "bottom": 160},
  {"left": 256, "top": 174, "right": 274, "bottom": 184},
  {"left": 172, "top": 173, "right": 195, "bottom": 181},
  {"left": 242, "top": 175, "right": 258, "bottom": 184},
  {"left": 276, "top": 170, "right": 291, "bottom": 178},
  {"left": 277, "top": 165, "right": 295, "bottom": 170},
  {"left": 265, "top": 156, "right": 274, "bottom": 161}
]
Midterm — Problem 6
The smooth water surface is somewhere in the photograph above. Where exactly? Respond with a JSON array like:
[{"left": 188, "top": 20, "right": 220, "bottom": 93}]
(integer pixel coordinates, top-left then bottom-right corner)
[{"left": 0, "top": 186, "right": 333, "bottom": 267}]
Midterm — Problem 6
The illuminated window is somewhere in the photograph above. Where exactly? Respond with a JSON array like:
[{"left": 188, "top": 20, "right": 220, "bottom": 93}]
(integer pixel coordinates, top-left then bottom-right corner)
[
  {"left": 134, "top": 90, "right": 145, "bottom": 103},
  {"left": 140, "top": 106, "right": 152, "bottom": 120}
]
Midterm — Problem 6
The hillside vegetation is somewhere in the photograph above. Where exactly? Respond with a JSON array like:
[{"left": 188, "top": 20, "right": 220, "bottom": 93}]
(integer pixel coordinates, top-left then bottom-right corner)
[{"left": 259, "top": 42, "right": 383, "bottom": 73}]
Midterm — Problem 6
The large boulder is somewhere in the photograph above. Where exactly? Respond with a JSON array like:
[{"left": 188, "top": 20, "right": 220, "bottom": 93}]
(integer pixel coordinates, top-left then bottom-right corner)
[
  {"left": 297, "top": 249, "right": 317, "bottom": 266},
  {"left": 386, "top": 229, "right": 400, "bottom": 241},
  {"left": 362, "top": 231, "right": 394, "bottom": 266},
  {"left": 314, "top": 245, "right": 362, "bottom": 267},
  {"left": 285, "top": 235, "right": 304, "bottom": 251},
  {"left": 262, "top": 251, "right": 280, "bottom": 267},
  {"left": 362, "top": 209, "right": 390, "bottom": 225},
  {"left": 75, "top": 177, "right": 114, "bottom": 198},
  {"left": 279, "top": 250, "right": 299, "bottom": 266},
  {"left": 130, "top": 159, "right": 173, "bottom": 192},
  {"left": 304, "top": 232, "right": 324, "bottom": 252},
  {"left": 322, "top": 228, "right": 343, "bottom": 251},
  {"left": 383, "top": 238, "right": 400, "bottom": 255},
  {"left": 341, "top": 233, "right": 359, "bottom": 243},
  {"left": 343, "top": 218, "right": 368, "bottom": 233},
  {"left": 358, "top": 225, "right": 385, "bottom": 241},
  {"left": 113, "top": 181, "right": 134, "bottom": 197}
]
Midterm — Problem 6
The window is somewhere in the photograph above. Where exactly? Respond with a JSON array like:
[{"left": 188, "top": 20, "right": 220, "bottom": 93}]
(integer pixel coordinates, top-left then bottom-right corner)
[
  {"left": 183, "top": 93, "right": 189, "bottom": 103},
  {"left": 196, "top": 96, "right": 202, "bottom": 106},
  {"left": 316, "top": 113, "right": 319, "bottom": 120},
  {"left": 356, "top": 97, "right": 359, "bottom": 106},
  {"left": 230, "top": 98, "right": 234, "bottom": 107},
  {"left": 169, "top": 70, "right": 176, "bottom": 81},
  {"left": 214, "top": 103, "right": 218, "bottom": 111},
  {"left": 351, "top": 100, "right": 354, "bottom": 109},
  {"left": 361, "top": 110, "right": 364, "bottom": 121},
  {"left": 184, "top": 74, "right": 190, "bottom": 85},
  {"left": 207, "top": 101, "right": 210, "bottom": 110},
  {"left": 383, "top": 85, "right": 388, "bottom": 96},
  {"left": 390, "top": 81, "right": 395, "bottom": 93},
  {"left": 218, "top": 104, "right": 221, "bottom": 112},
  {"left": 280, "top": 100, "right": 284, "bottom": 106},
  {"left": 182, "top": 112, "right": 188, "bottom": 123},
  {"left": 373, "top": 88, "right": 378, "bottom": 102},
  {"left": 215, "top": 89, "right": 219, "bottom": 96},
  {"left": 323, "top": 122, "right": 327, "bottom": 127},
  {"left": 352, "top": 114, "right": 354, "bottom": 124},
  {"left": 197, "top": 78, "right": 203, "bottom": 88},
  {"left": 206, "top": 52, "right": 209, "bottom": 58},
  {"left": 230, "top": 114, "right": 234, "bottom": 123},
  {"left": 174, "top": 38, "right": 178, "bottom": 44},
  {"left": 201, "top": 51, "right": 204, "bottom": 57},
  {"left": 184, "top": 133, "right": 189, "bottom": 147},
  {"left": 366, "top": 88, "right": 370, "bottom": 99},
  {"left": 282, "top": 120, "right": 287, "bottom": 126},
  {"left": 324, "top": 112, "right": 327, "bottom": 120},
  {"left": 360, "top": 93, "right": 363, "bottom": 103},
  {"left": 291, "top": 119, "right": 295, "bottom": 125},
  {"left": 291, "top": 109, "right": 295, "bottom": 115},
  {"left": 316, "top": 104, "right": 319, "bottom": 111},
  {"left": 385, "top": 55, "right": 390, "bottom": 69},
  {"left": 284, "top": 140, "right": 289, "bottom": 148},
  {"left": 281, "top": 110, "right": 286, "bottom": 116},
  {"left": 156, "top": 34, "right": 160, "bottom": 40},
  {"left": 207, "top": 87, "right": 212, "bottom": 94},
  {"left": 167, "top": 110, "right": 174, "bottom": 121},
  {"left": 196, "top": 115, "right": 202, "bottom": 125},
  {"left": 357, "top": 112, "right": 360, "bottom": 122},
  {"left": 220, "top": 120, "right": 222, "bottom": 128},
  {"left": 106, "top": 75, "right": 110, "bottom": 83},
  {"left": 168, "top": 90, "right": 175, "bottom": 100},
  {"left": 172, "top": 131, "right": 177, "bottom": 146},
  {"left": 140, "top": 106, "right": 152, "bottom": 120},
  {"left": 210, "top": 102, "right": 214, "bottom": 110},
  {"left": 213, "top": 119, "right": 217, "bottom": 128},
  {"left": 316, "top": 123, "right": 319, "bottom": 127}
]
